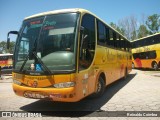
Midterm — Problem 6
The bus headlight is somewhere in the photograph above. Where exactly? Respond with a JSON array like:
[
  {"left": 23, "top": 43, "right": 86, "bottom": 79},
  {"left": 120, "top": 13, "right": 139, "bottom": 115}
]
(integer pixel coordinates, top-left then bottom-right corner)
[
  {"left": 13, "top": 79, "right": 22, "bottom": 85},
  {"left": 53, "top": 82, "right": 75, "bottom": 88}
]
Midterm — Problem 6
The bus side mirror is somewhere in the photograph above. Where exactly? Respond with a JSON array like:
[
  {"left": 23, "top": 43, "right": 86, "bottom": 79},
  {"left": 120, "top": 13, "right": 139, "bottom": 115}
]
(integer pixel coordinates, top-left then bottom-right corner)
[
  {"left": 7, "top": 37, "right": 10, "bottom": 49},
  {"left": 7, "top": 31, "right": 19, "bottom": 49}
]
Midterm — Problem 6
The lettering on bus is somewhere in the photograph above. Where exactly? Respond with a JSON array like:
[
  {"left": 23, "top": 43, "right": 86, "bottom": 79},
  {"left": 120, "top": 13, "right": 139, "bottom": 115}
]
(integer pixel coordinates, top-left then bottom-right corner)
[
  {"left": 26, "top": 80, "right": 38, "bottom": 88},
  {"left": 24, "top": 76, "right": 50, "bottom": 80},
  {"left": 30, "top": 20, "right": 41, "bottom": 25},
  {"left": 117, "top": 53, "right": 123, "bottom": 60},
  {"left": 23, "top": 91, "right": 63, "bottom": 99},
  {"left": 30, "top": 20, "right": 56, "bottom": 30},
  {"left": 107, "top": 50, "right": 115, "bottom": 61},
  {"left": 23, "top": 91, "right": 49, "bottom": 99}
]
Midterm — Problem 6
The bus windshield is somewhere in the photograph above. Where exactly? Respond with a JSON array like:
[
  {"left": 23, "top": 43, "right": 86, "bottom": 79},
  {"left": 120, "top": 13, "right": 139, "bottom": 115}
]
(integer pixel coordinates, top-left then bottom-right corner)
[{"left": 14, "top": 13, "right": 79, "bottom": 74}]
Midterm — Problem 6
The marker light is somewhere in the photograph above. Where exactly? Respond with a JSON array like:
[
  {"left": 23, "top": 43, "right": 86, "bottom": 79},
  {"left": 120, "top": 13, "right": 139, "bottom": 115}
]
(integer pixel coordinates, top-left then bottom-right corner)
[
  {"left": 53, "top": 82, "right": 75, "bottom": 88},
  {"left": 13, "top": 79, "right": 22, "bottom": 85}
]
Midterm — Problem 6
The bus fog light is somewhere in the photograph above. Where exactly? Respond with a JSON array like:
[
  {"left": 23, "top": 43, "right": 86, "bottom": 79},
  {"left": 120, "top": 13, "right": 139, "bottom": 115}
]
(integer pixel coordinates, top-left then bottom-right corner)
[
  {"left": 53, "top": 82, "right": 75, "bottom": 88},
  {"left": 13, "top": 79, "right": 22, "bottom": 85}
]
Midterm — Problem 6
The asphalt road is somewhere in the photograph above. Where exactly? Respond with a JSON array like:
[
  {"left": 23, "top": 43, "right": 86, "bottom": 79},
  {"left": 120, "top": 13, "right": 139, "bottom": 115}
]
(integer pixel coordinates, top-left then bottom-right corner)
[{"left": 0, "top": 69, "right": 160, "bottom": 120}]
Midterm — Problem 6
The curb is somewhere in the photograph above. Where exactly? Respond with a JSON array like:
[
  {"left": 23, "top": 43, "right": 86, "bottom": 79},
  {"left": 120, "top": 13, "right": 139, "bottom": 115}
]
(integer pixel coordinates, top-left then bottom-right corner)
[{"left": 0, "top": 75, "right": 12, "bottom": 80}]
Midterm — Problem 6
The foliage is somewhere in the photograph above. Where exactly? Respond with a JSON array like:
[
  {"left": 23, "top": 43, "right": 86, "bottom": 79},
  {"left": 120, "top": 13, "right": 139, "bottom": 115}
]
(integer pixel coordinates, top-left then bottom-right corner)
[
  {"left": 138, "top": 25, "right": 149, "bottom": 38},
  {"left": 110, "top": 22, "right": 125, "bottom": 35},
  {"left": 0, "top": 41, "right": 15, "bottom": 54},
  {"left": 110, "top": 14, "right": 160, "bottom": 40},
  {"left": 146, "top": 14, "right": 160, "bottom": 34}
]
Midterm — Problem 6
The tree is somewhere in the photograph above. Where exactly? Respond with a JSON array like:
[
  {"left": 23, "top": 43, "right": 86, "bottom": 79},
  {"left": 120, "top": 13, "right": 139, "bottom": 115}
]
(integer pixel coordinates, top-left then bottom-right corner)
[
  {"left": 0, "top": 41, "right": 15, "bottom": 54},
  {"left": 110, "top": 22, "right": 117, "bottom": 29},
  {"left": 137, "top": 25, "right": 149, "bottom": 38},
  {"left": 0, "top": 41, "right": 7, "bottom": 53},
  {"left": 110, "top": 22, "right": 125, "bottom": 36},
  {"left": 109, "top": 14, "right": 159, "bottom": 40},
  {"left": 146, "top": 14, "right": 160, "bottom": 34},
  {"left": 8, "top": 41, "right": 15, "bottom": 53},
  {"left": 118, "top": 15, "right": 138, "bottom": 40}
]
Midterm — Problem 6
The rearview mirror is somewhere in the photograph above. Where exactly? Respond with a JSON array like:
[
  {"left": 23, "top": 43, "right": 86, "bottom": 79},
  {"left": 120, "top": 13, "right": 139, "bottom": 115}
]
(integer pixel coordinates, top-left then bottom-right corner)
[
  {"left": 7, "top": 37, "right": 10, "bottom": 49},
  {"left": 7, "top": 31, "right": 19, "bottom": 49}
]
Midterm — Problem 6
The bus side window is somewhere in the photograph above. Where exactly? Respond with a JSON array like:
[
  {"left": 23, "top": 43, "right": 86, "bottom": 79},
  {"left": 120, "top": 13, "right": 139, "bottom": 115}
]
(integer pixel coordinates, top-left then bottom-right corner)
[
  {"left": 113, "top": 32, "right": 117, "bottom": 48},
  {"left": 118, "top": 35, "right": 121, "bottom": 49},
  {"left": 124, "top": 39, "right": 127, "bottom": 51},
  {"left": 109, "top": 29, "right": 114, "bottom": 47},
  {"left": 79, "top": 14, "right": 96, "bottom": 70},
  {"left": 105, "top": 27, "right": 110, "bottom": 46},
  {"left": 116, "top": 33, "right": 121, "bottom": 49},
  {"left": 120, "top": 37, "right": 124, "bottom": 50},
  {"left": 97, "top": 20, "right": 106, "bottom": 46},
  {"left": 154, "top": 35, "right": 159, "bottom": 44}
]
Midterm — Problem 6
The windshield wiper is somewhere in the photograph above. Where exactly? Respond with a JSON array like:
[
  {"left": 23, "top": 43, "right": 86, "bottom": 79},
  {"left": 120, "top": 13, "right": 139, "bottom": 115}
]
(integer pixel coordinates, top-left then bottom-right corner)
[
  {"left": 32, "top": 51, "right": 52, "bottom": 75},
  {"left": 19, "top": 51, "right": 52, "bottom": 75},
  {"left": 19, "top": 53, "right": 29, "bottom": 73},
  {"left": 19, "top": 37, "right": 52, "bottom": 74}
]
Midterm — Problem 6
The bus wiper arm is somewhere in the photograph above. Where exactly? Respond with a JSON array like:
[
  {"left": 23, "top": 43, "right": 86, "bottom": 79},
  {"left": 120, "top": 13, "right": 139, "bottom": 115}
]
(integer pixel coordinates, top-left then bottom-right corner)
[
  {"left": 19, "top": 54, "right": 29, "bottom": 73},
  {"left": 32, "top": 52, "right": 52, "bottom": 75}
]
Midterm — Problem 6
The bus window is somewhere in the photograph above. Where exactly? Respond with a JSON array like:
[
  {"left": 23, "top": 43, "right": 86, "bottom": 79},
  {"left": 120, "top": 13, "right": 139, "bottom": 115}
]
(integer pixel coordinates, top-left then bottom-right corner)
[
  {"left": 148, "top": 51, "right": 156, "bottom": 59},
  {"left": 18, "top": 39, "right": 29, "bottom": 60},
  {"left": 120, "top": 37, "right": 125, "bottom": 50},
  {"left": 154, "top": 35, "right": 160, "bottom": 44},
  {"left": 109, "top": 29, "right": 114, "bottom": 47},
  {"left": 105, "top": 27, "right": 110, "bottom": 46},
  {"left": 97, "top": 21, "right": 106, "bottom": 46},
  {"left": 120, "top": 37, "right": 123, "bottom": 49},
  {"left": 113, "top": 32, "right": 117, "bottom": 48},
  {"left": 129, "top": 41, "right": 132, "bottom": 52},
  {"left": 138, "top": 40, "right": 144, "bottom": 47},
  {"left": 127, "top": 41, "right": 130, "bottom": 51},
  {"left": 124, "top": 39, "right": 127, "bottom": 51},
  {"left": 79, "top": 14, "right": 96, "bottom": 69},
  {"left": 115, "top": 33, "right": 120, "bottom": 48}
]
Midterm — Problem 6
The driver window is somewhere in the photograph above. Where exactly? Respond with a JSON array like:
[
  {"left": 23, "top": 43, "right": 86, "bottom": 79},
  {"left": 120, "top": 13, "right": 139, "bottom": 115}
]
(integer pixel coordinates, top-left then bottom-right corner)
[{"left": 79, "top": 14, "right": 95, "bottom": 70}]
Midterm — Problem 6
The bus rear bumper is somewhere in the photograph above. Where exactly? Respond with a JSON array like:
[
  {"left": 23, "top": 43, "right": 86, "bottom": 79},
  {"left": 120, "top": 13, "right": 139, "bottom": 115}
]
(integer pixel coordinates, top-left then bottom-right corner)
[{"left": 12, "top": 83, "right": 79, "bottom": 102}]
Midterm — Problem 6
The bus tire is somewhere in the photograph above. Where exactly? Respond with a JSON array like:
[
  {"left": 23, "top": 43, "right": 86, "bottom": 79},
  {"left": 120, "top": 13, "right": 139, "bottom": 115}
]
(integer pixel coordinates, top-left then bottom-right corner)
[
  {"left": 132, "top": 62, "right": 135, "bottom": 69},
  {"left": 123, "top": 68, "right": 128, "bottom": 80},
  {"left": 91, "top": 76, "right": 105, "bottom": 98},
  {"left": 152, "top": 61, "right": 158, "bottom": 70}
]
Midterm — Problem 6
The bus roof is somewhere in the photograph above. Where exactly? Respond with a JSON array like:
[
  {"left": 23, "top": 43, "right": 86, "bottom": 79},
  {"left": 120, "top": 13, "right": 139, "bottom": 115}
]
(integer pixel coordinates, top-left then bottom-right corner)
[
  {"left": 131, "top": 32, "right": 160, "bottom": 42},
  {"left": 24, "top": 8, "right": 88, "bottom": 20},
  {"left": 24, "top": 8, "right": 128, "bottom": 41}
]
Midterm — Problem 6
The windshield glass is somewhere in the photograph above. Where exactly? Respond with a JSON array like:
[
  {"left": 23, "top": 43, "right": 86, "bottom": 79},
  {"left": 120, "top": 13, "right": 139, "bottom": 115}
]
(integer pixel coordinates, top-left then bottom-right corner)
[{"left": 14, "top": 13, "right": 79, "bottom": 73}]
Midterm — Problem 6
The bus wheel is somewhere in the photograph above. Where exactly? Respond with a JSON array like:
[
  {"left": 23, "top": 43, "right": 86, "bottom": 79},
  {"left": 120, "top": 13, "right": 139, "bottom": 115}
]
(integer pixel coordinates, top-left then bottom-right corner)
[
  {"left": 152, "top": 62, "right": 158, "bottom": 70},
  {"left": 132, "top": 63, "right": 135, "bottom": 69},
  {"left": 123, "top": 68, "right": 128, "bottom": 80},
  {"left": 91, "top": 76, "right": 105, "bottom": 98}
]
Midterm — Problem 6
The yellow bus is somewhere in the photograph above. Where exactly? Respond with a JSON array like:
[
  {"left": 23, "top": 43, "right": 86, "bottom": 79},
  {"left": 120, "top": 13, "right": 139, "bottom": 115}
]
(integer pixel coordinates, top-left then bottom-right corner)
[
  {"left": 7, "top": 8, "right": 132, "bottom": 102},
  {"left": 131, "top": 32, "right": 160, "bottom": 70}
]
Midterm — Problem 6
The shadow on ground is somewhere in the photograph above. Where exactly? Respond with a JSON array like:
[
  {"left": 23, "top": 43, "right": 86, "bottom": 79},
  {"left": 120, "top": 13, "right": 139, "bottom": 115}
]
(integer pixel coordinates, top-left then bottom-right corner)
[
  {"left": 133, "top": 68, "right": 160, "bottom": 71},
  {"left": 20, "top": 73, "right": 136, "bottom": 117}
]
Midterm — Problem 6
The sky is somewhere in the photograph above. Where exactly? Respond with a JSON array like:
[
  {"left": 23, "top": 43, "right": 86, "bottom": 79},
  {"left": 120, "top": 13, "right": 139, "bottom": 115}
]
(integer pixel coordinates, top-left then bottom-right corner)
[{"left": 0, "top": 0, "right": 160, "bottom": 41}]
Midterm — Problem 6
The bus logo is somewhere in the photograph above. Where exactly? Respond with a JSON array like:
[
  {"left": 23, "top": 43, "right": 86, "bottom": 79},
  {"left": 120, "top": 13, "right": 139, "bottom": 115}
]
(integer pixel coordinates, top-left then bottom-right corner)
[{"left": 32, "top": 81, "right": 38, "bottom": 88}]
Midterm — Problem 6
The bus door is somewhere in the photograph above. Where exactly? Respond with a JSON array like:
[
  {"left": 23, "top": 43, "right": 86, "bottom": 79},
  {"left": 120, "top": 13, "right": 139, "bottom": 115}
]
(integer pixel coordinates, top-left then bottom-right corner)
[{"left": 77, "top": 13, "right": 96, "bottom": 97}]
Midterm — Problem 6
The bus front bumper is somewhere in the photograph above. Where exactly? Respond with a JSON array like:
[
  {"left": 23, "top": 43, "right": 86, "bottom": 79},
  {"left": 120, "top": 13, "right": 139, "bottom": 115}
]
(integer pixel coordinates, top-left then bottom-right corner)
[{"left": 12, "top": 83, "right": 78, "bottom": 102}]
